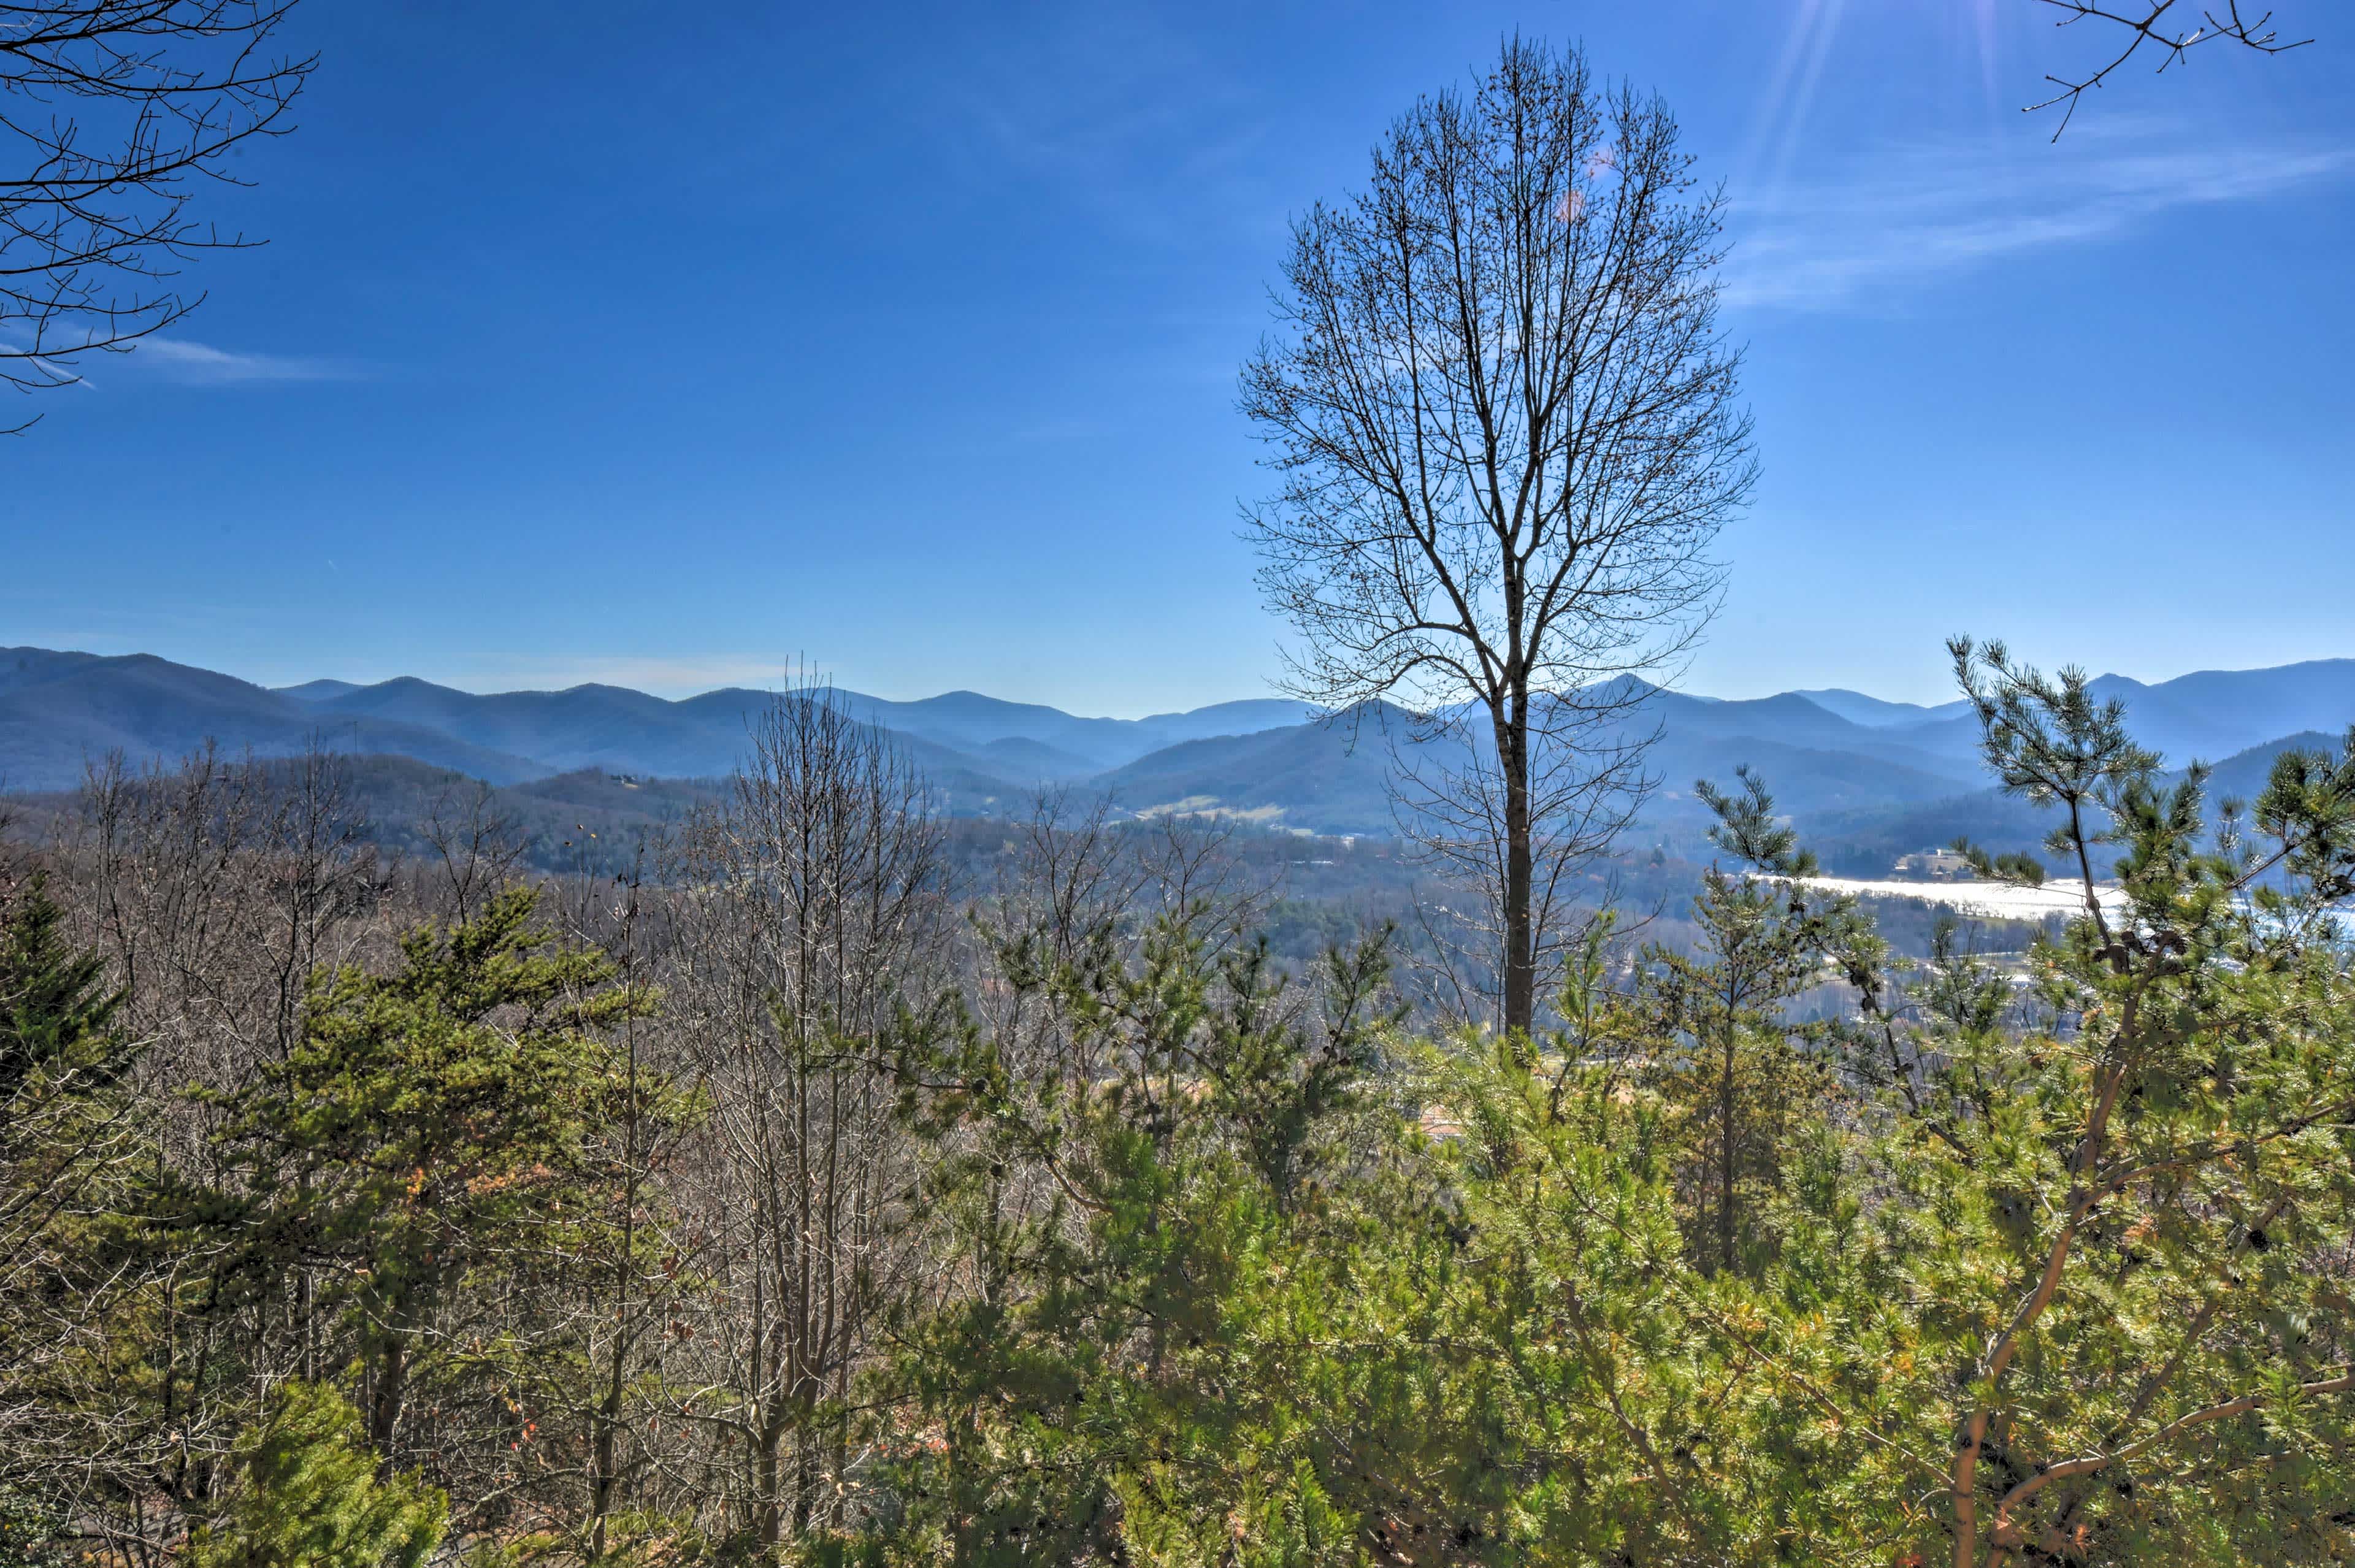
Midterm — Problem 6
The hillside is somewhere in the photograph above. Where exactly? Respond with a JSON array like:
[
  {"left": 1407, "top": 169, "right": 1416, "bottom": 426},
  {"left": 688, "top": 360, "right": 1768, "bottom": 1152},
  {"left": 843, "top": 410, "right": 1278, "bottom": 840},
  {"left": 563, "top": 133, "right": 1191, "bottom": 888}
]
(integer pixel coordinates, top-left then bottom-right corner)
[{"left": 1095, "top": 705, "right": 1422, "bottom": 835}]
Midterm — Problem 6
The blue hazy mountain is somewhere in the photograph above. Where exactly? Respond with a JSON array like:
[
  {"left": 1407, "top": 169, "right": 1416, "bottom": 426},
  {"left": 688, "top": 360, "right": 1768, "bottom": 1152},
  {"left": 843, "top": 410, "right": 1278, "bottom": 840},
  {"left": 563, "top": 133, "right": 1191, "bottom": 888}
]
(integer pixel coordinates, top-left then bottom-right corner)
[
  {"left": 275, "top": 677, "right": 1314, "bottom": 781},
  {"left": 1793, "top": 689, "right": 1971, "bottom": 729},
  {"left": 1086, "top": 695, "right": 1986, "bottom": 836},
  {"left": 825, "top": 689, "right": 1318, "bottom": 770},
  {"left": 2081, "top": 664, "right": 2355, "bottom": 766},
  {"left": 2, "top": 649, "right": 551, "bottom": 789},
  {"left": 274, "top": 678, "right": 366, "bottom": 703},
  {"left": 7, "top": 648, "right": 2351, "bottom": 838}
]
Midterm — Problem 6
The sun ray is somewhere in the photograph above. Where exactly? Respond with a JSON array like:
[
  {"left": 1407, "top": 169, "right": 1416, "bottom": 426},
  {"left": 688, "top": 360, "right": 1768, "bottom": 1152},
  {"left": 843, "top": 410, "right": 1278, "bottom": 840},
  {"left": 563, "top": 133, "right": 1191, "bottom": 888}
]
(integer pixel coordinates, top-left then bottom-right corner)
[{"left": 1740, "top": 0, "right": 1851, "bottom": 202}]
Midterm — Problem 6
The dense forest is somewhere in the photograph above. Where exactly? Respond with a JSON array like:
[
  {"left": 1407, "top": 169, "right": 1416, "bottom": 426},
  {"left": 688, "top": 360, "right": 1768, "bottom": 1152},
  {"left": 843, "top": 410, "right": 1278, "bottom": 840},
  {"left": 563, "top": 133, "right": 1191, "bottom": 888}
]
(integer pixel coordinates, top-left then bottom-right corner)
[{"left": 4, "top": 650, "right": 2353, "bottom": 1568}]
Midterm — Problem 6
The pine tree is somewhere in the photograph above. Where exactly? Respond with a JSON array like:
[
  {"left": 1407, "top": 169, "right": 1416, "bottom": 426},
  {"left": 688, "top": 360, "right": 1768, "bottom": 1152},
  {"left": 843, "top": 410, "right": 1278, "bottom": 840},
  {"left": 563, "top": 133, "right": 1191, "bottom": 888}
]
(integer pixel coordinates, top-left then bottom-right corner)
[
  {"left": 187, "top": 1381, "right": 445, "bottom": 1568},
  {"left": 0, "top": 871, "right": 128, "bottom": 1104},
  {"left": 1643, "top": 770, "right": 1843, "bottom": 1277},
  {"left": 1698, "top": 643, "right": 2355, "bottom": 1566},
  {"left": 212, "top": 885, "right": 661, "bottom": 1466},
  {"left": 881, "top": 908, "right": 1429, "bottom": 1564}
]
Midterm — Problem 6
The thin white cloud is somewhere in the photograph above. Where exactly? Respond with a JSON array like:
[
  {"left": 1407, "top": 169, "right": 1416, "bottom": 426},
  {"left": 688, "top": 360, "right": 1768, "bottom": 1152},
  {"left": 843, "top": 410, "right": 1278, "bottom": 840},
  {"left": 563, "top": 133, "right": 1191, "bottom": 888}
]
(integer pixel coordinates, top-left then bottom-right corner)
[
  {"left": 129, "top": 337, "right": 357, "bottom": 384},
  {"left": 1722, "top": 120, "right": 2355, "bottom": 312},
  {"left": 935, "top": 9, "right": 1275, "bottom": 247}
]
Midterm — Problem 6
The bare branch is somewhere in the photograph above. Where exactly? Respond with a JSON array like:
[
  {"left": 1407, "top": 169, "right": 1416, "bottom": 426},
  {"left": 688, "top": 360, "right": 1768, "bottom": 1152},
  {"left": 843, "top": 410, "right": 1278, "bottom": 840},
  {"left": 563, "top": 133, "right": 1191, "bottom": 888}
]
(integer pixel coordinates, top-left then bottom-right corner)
[
  {"left": 2028, "top": 1, "right": 2311, "bottom": 139},
  {"left": 1, "top": 0, "right": 315, "bottom": 427}
]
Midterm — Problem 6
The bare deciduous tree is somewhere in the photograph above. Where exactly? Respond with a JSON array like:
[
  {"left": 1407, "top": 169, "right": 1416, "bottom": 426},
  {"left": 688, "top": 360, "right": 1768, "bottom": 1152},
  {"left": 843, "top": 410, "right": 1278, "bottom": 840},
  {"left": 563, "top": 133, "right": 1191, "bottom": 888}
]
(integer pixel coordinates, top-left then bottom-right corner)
[
  {"left": 663, "top": 682, "right": 948, "bottom": 1550},
  {"left": 1242, "top": 37, "right": 1753, "bottom": 1039},
  {"left": 2, "top": 0, "right": 314, "bottom": 431}
]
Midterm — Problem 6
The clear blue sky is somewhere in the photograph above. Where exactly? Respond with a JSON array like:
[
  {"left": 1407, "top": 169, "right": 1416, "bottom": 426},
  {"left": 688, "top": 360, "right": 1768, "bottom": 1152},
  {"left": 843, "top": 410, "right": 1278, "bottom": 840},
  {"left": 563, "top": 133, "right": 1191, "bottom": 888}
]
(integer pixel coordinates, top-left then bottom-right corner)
[{"left": 7, "top": 1, "right": 2349, "bottom": 714}]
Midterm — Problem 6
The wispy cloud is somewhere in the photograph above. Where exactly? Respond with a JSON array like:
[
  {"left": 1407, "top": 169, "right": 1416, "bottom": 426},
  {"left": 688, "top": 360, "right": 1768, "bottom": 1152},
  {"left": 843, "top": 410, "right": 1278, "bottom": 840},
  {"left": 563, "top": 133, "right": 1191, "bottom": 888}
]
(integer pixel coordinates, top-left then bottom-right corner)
[
  {"left": 128, "top": 336, "right": 358, "bottom": 384},
  {"left": 1722, "top": 120, "right": 2355, "bottom": 312},
  {"left": 933, "top": 9, "right": 1276, "bottom": 248}
]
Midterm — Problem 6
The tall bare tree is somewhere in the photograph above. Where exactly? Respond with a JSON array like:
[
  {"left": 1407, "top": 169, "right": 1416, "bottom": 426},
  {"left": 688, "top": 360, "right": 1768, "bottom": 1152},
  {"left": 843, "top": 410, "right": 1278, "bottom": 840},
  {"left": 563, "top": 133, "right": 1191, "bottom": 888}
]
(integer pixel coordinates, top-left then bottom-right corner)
[
  {"left": 663, "top": 682, "right": 948, "bottom": 1553},
  {"left": 2, "top": 0, "right": 313, "bottom": 430},
  {"left": 1242, "top": 37, "right": 1753, "bottom": 1039}
]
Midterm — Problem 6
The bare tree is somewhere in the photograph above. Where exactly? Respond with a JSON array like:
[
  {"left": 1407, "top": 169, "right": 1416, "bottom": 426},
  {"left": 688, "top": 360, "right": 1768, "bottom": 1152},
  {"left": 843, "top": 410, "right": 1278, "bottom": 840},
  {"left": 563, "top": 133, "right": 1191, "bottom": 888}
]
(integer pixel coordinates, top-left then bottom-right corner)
[
  {"left": 2, "top": 0, "right": 313, "bottom": 430},
  {"left": 987, "top": 788, "right": 1148, "bottom": 985},
  {"left": 69, "top": 743, "right": 378, "bottom": 1090},
  {"left": 1242, "top": 37, "right": 1753, "bottom": 1039},
  {"left": 2029, "top": 2, "right": 2312, "bottom": 138},
  {"left": 662, "top": 682, "right": 947, "bottom": 1551},
  {"left": 417, "top": 776, "right": 525, "bottom": 922}
]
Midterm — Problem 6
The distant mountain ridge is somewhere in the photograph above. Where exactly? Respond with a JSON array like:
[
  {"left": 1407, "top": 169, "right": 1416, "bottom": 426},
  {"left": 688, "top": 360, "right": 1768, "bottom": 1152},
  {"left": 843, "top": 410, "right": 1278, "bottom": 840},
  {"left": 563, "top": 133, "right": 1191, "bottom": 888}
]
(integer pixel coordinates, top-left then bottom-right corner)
[
  {"left": 268, "top": 673, "right": 1317, "bottom": 781},
  {"left": 0, "top": 647, "right": 1319, "bottom": 803},
  {"left": 1792, "top": 689, "right": 1969, "bottom": 729},
  {"left": 1, "top": 649, "right": 551, "bottom": 787},
  {"left": 4, "top": 646, "right": 2351, "bottom": 840}
]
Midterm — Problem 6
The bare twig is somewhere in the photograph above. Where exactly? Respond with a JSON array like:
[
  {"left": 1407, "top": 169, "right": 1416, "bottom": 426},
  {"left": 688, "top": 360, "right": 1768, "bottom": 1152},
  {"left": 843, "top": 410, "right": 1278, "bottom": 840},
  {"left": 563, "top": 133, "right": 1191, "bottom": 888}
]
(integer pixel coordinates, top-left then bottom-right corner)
[
  {"left": 2029, "top": 1, "right": 2311, "bottom": 139},
  {"left": 2, "top": 1, "right": 315, "bottom": 430}
]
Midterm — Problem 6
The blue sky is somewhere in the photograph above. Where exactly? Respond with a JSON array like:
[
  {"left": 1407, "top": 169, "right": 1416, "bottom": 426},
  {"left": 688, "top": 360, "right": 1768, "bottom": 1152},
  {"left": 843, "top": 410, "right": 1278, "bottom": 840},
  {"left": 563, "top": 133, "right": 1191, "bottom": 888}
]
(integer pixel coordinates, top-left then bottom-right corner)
[{"left": 6, "top": 0, "right": 2349, "bottom": 714}]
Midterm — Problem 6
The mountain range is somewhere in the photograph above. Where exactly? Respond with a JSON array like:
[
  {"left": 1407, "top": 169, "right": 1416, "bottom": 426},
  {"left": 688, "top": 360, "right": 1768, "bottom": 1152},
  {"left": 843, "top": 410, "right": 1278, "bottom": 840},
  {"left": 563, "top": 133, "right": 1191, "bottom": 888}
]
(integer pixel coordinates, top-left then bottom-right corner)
[{"left": 6, "top": 646, "right": 2353, "bottom": 849}]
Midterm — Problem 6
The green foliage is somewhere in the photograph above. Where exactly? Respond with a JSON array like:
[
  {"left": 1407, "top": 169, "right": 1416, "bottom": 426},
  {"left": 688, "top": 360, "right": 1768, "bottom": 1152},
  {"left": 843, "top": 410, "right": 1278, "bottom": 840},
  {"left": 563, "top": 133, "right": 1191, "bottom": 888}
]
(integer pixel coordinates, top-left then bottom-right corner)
[
  {"left": 454, "top": 1510, "right": 714, "bottom": 1568},
  {"left": 212, "top": 884, "right": 663, "bottom": 1455},
  {"left": 188, "top": 1381, "right": 446, "bottom": 1568},
  {"left": 1696, "top": 764, "right": 1818, "bottom": 878},
  {"left": 1639, "top": 773, "right": 1867, "bottom": 1277},
  {"left": 1641, "top": 864, "right": 1834, "bottom": 1277},
  {"left": 0, "top": 870, "right": 137, "bottom": 1264},
  {"left": 878, "top": 910, "right": 1438, "bottom": 1564},
  {"left": 0, "top": 872, "right": 129, "bottom": 1104},
  {"left": 9, "top": 641, "right": 2354, "bottom": 1567},
  {"left": 865, "top": 646, "right": 2355, "bottom": 1566},
  {"left": 0, "top": 1487, "right": 72, "bottom": 1568},
  {"left": 0, "top": 876, "right": 137, "bottom": 1295},
  {"left": 1685, "top": 644, "right": 2355, "bottom": 1566},
  {"left": 1954, "top": 835, "right": 2050, "bottom": 885}
]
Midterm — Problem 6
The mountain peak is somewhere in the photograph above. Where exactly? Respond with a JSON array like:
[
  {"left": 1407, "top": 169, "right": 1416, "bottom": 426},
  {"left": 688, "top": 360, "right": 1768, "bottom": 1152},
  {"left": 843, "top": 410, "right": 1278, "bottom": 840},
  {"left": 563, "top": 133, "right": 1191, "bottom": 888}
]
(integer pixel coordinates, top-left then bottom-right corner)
[{"left": 277, "top": 678, "right": 362, "bottom": 703}]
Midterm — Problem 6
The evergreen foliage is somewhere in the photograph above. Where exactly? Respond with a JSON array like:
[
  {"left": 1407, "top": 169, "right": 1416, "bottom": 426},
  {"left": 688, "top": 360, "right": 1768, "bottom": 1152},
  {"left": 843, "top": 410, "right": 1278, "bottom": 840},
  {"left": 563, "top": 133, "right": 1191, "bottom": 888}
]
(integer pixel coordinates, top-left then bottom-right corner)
[
  {"left": 211, "top": 884, "right": 667, "bottom": 1469},
  {"left": 187, "top": 1380, "right": 446, "bottom": 1568},
  {"left": 0, "top": 872, "right": 129, "bottom": 1103}
]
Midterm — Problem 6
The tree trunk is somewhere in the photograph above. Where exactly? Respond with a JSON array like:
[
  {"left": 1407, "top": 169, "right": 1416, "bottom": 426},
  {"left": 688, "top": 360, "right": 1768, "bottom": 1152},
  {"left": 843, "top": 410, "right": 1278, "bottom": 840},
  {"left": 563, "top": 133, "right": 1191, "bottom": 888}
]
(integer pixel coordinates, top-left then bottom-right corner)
[
  {"left": 592, "top": 1025, "right": 643, "bottom": 1561},
  {"left": 369, "top": 1337, "right": 407, "bottom": 1455},
  {"left": 1718, "top": 1026, "right": 1737, "bottom": 1276},
  {"left": 589, "top": 1353, "right": 622, "bottom": 1559},
  {"left": 756, "top": 1413, "right": 784, "bottom": 1558},
  {"left": 1501, "top": 711, "right": 1536, "bottom": 1039}
]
